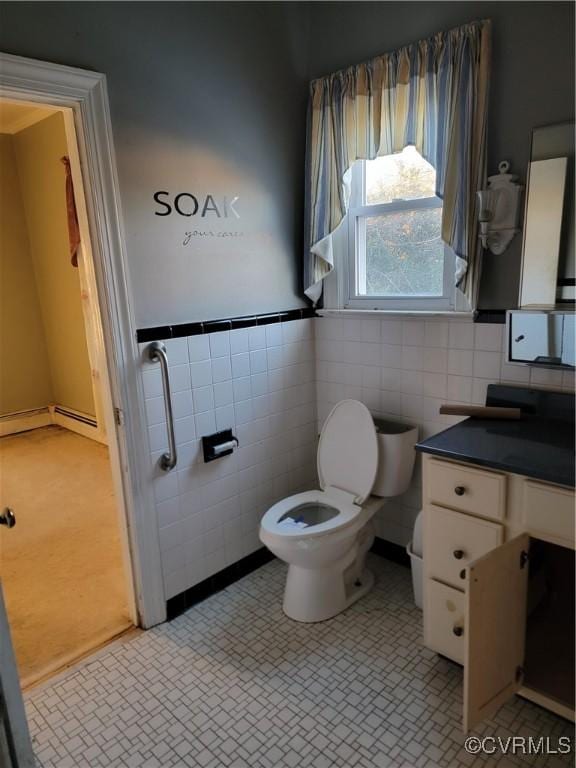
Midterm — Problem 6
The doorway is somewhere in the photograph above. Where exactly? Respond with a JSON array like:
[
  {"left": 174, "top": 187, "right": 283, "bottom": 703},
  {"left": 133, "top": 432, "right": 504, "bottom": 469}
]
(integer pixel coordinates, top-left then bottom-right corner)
[{"left": 0, "top": 99, "right": 134, "bottom": 686}]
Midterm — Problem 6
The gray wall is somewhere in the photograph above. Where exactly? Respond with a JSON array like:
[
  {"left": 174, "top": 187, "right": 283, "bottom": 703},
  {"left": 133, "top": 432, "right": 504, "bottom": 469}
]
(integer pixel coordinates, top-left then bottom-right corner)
[
  {"left": 1, "top": 2, "right": 573, "bottom": 318},
  {"left": 0, "top": 2, "right": 310, "bottom": 328},
  {"left": 307, "top": 1, "right": 575, "bottom": 309}
]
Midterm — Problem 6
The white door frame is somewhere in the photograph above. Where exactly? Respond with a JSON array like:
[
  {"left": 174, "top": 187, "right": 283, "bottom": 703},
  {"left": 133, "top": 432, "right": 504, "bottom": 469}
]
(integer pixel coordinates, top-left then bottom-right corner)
[{"left": 0, "top": 52, "right": 166, "bottom": 628}]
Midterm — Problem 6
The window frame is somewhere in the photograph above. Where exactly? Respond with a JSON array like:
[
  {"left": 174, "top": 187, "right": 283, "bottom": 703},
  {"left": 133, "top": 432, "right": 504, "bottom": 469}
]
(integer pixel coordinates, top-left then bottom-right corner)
[{"left": 345, "top": 157, "right": 455, "bottom": 311}]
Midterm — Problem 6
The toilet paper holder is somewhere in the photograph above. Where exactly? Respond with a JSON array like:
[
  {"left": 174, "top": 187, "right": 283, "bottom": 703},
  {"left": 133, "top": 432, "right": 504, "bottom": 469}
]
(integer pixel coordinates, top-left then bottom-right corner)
[{"left": 202, "top": 429, "right": 239, "bottom": 463}]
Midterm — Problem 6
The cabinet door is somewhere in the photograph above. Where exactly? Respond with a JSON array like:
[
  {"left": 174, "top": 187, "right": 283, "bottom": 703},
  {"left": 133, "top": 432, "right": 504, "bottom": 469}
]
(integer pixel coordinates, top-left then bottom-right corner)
[{"left": 464, "top": 534, "right": 530, "bottom": 732}]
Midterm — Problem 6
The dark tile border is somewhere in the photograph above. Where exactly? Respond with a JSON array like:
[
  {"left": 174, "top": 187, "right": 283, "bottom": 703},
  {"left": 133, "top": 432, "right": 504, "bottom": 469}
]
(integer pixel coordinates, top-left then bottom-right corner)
[
  {"left": 166, "top": 546, "right": 275, "bottom": 621},
  {"left": 166, "top": 537, "right": 409, "bottom": 621},
  {"left": 370, "top": 537, "right": 410, "bottom": 568},
  {"left": 137, "top": 307, "right": 316, "bottom": 343},
  {"left": 473, "top": 309, "right": 507, "bottom": 324}
]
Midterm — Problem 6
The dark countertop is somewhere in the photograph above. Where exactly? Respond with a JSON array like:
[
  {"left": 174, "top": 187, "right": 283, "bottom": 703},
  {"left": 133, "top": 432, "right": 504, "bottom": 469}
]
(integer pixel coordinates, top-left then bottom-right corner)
[{"left": 416, "top": 385, "right": 575, "bottom": 488}]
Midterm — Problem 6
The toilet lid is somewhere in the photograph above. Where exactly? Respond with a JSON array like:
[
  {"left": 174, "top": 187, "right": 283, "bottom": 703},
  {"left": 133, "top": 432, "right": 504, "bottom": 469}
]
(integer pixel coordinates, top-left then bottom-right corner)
[{"left": 317, "top": 400, "right": 378, "bottom": 504}]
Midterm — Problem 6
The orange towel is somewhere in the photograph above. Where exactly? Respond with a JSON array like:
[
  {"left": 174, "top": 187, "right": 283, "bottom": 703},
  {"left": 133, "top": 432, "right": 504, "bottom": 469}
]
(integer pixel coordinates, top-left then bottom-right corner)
[{"left": 61, "top": 156, "right": 80, "bottom": 267}]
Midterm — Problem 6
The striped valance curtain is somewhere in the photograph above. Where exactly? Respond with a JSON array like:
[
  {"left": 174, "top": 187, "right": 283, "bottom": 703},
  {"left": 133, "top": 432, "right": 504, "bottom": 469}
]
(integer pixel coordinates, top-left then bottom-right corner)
[{"left": 304, "top": 20, "right": 491, "bottom": 307}]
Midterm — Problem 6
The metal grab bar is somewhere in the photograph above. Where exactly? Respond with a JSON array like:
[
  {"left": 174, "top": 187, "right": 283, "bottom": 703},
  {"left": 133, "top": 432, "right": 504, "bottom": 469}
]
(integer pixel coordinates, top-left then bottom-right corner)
[{"left": 147, "top": 341, "right": 177, "bottom": 471}]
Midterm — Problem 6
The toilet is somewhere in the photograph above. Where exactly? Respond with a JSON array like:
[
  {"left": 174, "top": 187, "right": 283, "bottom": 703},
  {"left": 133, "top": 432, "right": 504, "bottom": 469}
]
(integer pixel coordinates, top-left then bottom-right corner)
[{"left": 260, "top": 399, "right": 418, "bottom": 622}]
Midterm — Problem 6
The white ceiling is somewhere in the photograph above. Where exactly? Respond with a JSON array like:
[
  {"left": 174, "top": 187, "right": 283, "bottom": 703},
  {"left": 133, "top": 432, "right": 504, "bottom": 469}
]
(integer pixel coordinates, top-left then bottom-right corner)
[{"left": 0, "top": 100, "right": 57, "bottom": 135}]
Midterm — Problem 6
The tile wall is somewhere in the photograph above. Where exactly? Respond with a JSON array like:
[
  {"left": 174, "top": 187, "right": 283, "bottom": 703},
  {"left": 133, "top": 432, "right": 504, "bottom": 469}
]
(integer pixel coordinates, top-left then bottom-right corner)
[
  {"left": 315, "top": 314, "right": 575, "bottom": 547},
  {"left": 140, "top": 319, "right": 317, "bottom": 599}
]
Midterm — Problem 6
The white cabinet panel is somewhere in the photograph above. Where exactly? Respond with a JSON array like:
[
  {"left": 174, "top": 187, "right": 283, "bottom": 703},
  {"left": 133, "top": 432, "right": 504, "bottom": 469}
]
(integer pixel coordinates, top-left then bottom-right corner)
[
  {"left": 425, "top": 580, "right": 465, "bottom": 664},
  {"left": 523, "top": 480, "right": 575, "bottom": 547},
  {"left": 427, "top": 505, "right": 504, "bottom": 589},
  {"left": 427, "top": 458, "right": 506, "bottom": 521}
]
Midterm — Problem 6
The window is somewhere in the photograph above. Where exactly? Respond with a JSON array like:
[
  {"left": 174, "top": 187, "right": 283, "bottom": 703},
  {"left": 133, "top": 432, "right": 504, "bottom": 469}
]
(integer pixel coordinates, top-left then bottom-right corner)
[{"left": 346, "top": 146, "right": 455, "bottom": 310}]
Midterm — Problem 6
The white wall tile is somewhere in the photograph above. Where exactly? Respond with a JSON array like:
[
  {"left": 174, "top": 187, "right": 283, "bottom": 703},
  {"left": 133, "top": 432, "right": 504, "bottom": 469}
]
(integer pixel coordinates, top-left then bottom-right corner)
[
  {"left": 231, "top": 352, "right": 250, "bottom": 379},
  {"left": 473, "top": 350, "right": 502, "bottom": 380},
  {"left": 380, "top": 320, "right": 402, "bottom": 345},
  {"left": 500, "top": 358, "right": 531, "bottom": 383},
  {"left": 422, "top": 347, "right": 448, "bottom": 373},
  {"left": 213, "top": 380, "right": 234, "bottom": 407},
  {"left": 361, "top": 318, "right": 380, "bottom": 342},
  {"left": 251, "top": 373, "right": 268, "bottom": 397},
  {"left": 156, "top": 497, "right": 181, "bottom": 527},
  {"left": 172, "top": 390, "right": 194, "bottom": 419},
  {"left": 193, "top": 386, "right": 215, "bottom": 413},
  {"left": 216, "top": 404, "right": 235, "bottom": 431},
  {"left": 530, "top": 367, "right": 564, "bottom": 388},
  {"left": 168, "top": 364, "right": 191, "bottom": 393},
  {"left": 401, "top": 370, "right": 423, "bottom": 395},
  {"left": 401, "top": 346, "right": 424, "bottom": 371},
  {"left": 230, "top": 328, "right": 249, "bottom": 355},
  {"left": 209, "top": 331, "right": 230, "bottom": 359},
  {"left": 265, "top": 323, "right": 283, "bottom": 347},
  {"left": 188, "top": 335, "right": 210, "bottom": 362},
  {"left": 424, "top": 321, "right": 448, "bottom": 348},
  {"left": 472, "top": 378, "right": 499, "bottom": 405},
  {"left": 212, "top": 356, "right": 232, "bottom": 383},
  {"left": 145, "top": 396, "right": 165, "bottom": 426},
  {"left": 195, "top": 410, "right": 216, "bottom": 438},
  {"left": 447, "top": 349, "right": 473, "bottom": 376},
  {"left": 250, "top": 349, "right": 268, "bottom": 374},
  {"left": 164, "top": 338, "right": 189, "bottom": 365},
  {"left": 446, "top": 375, "right": 473, "bottom": 403},
  {"left": 423, "top": 372, "right": 447, "bottom": 399},
  {"left": 190, "top": 360, "right": 212, "bottom": 387},
  {"left": 248, "top": 326, "right": 266, "bottom": 350},
  {"left": 142, "top": 370, "right": 163, "bottom": 399},
  {"left": 402, "top": 321, "right": 425, "bottom": 346},
  {"left": 381, "top": 367, "right": 402, "bottom": 391},
  {"left": 175, "top": 415, "right": 196, "bottom": 445},
  {"left": 448, "top": 321, "right": 474, "bottom": 350},
  {"left": 233, "top": 377, "right": 251, "bottom": 403},
  {"left": 148, "top": 423, "right": 167, "bottom": 453},
  {"left": 474, "top": 323, "right": 503, "bottom": 352}
]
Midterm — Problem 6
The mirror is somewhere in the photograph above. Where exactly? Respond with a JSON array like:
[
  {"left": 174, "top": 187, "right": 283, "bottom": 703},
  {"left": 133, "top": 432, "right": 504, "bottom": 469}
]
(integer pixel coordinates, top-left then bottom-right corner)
[
  {"left": 519, "top": 122, "right": 574, "bottom": 308},
  {"left": 508, "top": 311, "right": 575, "bottom": 368}
]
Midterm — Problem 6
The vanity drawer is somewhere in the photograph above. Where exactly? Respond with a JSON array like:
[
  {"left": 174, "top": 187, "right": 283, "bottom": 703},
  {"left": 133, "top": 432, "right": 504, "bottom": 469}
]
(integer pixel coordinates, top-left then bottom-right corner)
[
  {"left": 425, "top": 579, "right": 465, "bottom": 664},
  {"left": 523, "top": 480, "right": 575, "bottom": 547},
  {"left": 427, "top": 458, "right": 506, "bottom": 521},
  {"left": 427, "top": 505, "right": 504, "bottom": 589}
]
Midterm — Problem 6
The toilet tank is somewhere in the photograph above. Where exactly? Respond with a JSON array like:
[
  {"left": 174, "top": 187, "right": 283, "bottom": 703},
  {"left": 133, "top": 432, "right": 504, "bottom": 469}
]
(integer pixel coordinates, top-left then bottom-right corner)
[{"left": 371, "top": 418, "right": 418, "bottom": 498}]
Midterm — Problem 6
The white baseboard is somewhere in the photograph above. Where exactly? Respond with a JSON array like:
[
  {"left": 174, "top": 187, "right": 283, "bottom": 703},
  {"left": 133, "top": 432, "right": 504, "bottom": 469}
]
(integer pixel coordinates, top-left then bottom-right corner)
[
  {"left": 49, "top": 405, "right": 106, "bottom": 444},
  {"left": 0, "top": 408, "right": 52, "bottom": 437},
  {"left": 0, "top": 405, "right": 106, "bottom": 444}
]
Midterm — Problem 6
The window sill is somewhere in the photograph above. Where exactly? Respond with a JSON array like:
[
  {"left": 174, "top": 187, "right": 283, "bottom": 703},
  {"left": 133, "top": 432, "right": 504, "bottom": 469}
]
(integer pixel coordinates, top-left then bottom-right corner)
[{"left": 317, "top": 308, "right": 474, "bottom": 319}]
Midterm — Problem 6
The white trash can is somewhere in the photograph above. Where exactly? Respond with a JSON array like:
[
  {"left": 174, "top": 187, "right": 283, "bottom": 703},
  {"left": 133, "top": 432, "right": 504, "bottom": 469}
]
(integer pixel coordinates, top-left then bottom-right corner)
[{"left": 406, "top": 511, "right": 423, "bottom": 610}]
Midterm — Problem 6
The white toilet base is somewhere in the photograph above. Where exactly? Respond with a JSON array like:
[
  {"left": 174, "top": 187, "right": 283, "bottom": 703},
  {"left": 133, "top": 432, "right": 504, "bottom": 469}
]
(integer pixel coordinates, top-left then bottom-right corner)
[{"left": 282, "top": 567, "right": 375, "bottom": 623}]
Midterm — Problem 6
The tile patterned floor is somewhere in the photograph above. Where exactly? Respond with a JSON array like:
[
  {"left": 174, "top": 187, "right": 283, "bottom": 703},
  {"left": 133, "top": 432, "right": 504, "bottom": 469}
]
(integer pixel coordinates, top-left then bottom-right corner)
[{"left": 26, "top": 556, "right": 574, "bottom": 768}]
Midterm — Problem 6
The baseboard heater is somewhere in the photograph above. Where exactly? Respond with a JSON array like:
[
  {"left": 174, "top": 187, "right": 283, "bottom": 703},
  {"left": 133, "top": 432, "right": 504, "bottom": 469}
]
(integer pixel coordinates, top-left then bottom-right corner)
[
  {"left": 0, "top": 407, "right": 49, "bottom": 422},
  {"left": 52, "top": 405, "right": 97, "bottom": 428}
]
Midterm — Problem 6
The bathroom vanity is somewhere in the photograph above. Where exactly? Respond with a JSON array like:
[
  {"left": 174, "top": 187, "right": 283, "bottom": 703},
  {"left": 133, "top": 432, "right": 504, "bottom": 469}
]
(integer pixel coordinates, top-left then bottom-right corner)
[{"left": 416, "top": 385, "right": 575, "bottom": 731}]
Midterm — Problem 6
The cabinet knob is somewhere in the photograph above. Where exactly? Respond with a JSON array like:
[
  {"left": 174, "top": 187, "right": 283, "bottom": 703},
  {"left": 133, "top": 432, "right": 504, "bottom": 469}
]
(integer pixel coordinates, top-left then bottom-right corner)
[
  {"left": 453, "top": 549, "right": 465, "bottom": 560},
  {"left": 454, "top": 486, "right": 466, "bottom": 496},
  {"left": 459, "top": 569, "right": 466, "bottom": 580},
  {"left": 453, "top": 626, "right": 464, "bottom": 637}
]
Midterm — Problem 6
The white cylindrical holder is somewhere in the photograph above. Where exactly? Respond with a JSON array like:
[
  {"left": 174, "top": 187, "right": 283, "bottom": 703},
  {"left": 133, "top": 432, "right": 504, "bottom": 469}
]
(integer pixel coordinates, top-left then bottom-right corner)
[{"left": 371, "top": 419, "right": 418, "bottom": 498}]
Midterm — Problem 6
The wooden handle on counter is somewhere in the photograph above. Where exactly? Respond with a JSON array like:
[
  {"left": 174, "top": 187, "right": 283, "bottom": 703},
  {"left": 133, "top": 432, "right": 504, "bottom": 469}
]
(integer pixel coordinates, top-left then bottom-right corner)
[{"left": 439, "top": 404, "right": 522, "bottom": 419}]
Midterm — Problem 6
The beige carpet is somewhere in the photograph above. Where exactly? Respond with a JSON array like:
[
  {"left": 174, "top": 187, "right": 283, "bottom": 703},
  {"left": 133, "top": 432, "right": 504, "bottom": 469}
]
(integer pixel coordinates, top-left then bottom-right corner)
[{"left": 0, "top": 425, "right": 132, "bottom": 687}]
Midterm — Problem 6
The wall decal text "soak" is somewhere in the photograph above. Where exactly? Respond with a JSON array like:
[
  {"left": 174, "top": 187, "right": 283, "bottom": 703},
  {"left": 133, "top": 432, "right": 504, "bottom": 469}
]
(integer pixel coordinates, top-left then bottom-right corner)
[{"left": 153, "top": 192, "right": 240, "bottom": 219}]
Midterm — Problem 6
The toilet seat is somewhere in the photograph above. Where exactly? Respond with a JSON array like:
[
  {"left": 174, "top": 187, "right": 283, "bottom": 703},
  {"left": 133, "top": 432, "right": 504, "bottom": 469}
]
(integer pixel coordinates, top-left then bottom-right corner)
[
  {"left": 260, "top": 487, "right": 362, "bottom": 540},
  {"left": 317, "top": 399, "right": 378, "bottom": 504},
  {"left": 261, "top": 400, "right": 379, "bottom": 541}
]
